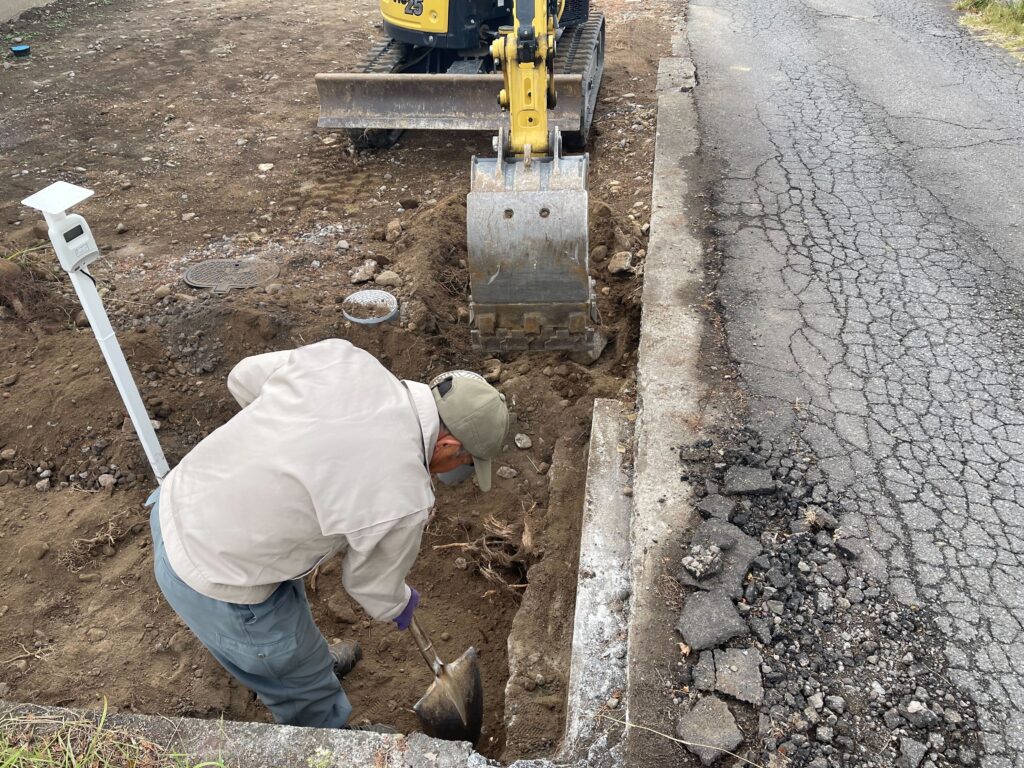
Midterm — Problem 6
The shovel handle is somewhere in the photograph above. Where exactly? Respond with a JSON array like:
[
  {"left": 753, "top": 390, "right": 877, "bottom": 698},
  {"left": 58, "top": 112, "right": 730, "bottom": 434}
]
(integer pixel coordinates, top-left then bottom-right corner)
[{"left": 409, "top": 616, "right": 445, "bottom": 678}]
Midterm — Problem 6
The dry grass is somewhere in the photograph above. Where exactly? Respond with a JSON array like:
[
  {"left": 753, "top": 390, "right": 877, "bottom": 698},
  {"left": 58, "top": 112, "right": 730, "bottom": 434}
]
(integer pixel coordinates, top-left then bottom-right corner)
[
  {"left": 433, "top": 511, "right": 539, "bottom": 591},
  {"left": 956, "top": 0, "right": 1024, "bottom": 58},
  {"left": 0, "top": 701, "right": 226, "bottom": 768},
  {"left": 57, "top": 510, "right": 144, "bottom": 572}
]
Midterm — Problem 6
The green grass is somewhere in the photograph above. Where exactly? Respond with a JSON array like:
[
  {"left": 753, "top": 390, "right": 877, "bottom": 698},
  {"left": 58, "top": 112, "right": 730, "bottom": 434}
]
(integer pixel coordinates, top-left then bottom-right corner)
[
  {"left": 956, "top": 0, "right": 1024, "bottom": 56},
  {"left": 0, "top": 701, "right": 226, "bottom": 768}
]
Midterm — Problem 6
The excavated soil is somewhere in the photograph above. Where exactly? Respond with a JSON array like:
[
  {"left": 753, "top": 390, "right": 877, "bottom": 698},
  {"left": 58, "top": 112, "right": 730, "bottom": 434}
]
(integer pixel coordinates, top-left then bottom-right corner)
[{"left": 0, "top": 0, "right": 670, "bottom": 759}]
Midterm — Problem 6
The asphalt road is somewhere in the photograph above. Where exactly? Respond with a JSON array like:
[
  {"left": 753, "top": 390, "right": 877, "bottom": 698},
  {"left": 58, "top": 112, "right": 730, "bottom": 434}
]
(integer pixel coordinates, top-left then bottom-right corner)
[{"left": 690, "top": 1, "right": 1024, "bottom": 764}]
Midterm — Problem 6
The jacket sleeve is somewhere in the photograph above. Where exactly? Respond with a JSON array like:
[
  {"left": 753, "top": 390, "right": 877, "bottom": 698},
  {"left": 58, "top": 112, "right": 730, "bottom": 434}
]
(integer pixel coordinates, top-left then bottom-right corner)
[
  {"left": 226, "top": 349, "right": 293, "bottom": 408},
  {"left": 341, "top": 511, "right": 428, "bottom": 622}
]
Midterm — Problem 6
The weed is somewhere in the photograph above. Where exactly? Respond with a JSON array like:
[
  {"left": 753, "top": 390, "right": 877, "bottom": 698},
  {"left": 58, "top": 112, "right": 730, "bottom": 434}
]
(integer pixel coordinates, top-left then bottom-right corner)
[{"left": 956, "top": 0, "right": 1024, "bottom": 57}]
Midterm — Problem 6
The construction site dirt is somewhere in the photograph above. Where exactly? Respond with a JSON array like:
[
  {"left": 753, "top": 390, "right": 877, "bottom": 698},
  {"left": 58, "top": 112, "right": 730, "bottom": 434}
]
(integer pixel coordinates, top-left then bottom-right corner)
[{"left": 0, "top": 0, "right": 671, "bottom": 759}]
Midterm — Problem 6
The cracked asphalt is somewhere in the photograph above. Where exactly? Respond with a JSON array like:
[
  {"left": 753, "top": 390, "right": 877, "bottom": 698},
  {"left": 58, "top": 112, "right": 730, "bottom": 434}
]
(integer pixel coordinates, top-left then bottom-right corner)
[{"left": 689, "top": 1, "right": 1024, "bottom": 765}]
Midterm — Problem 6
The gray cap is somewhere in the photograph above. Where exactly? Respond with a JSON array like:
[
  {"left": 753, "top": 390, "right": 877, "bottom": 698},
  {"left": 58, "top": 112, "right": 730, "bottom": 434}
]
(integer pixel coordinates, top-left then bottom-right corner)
[{"left": 431, "top": 374, "right": 509, "bottom": 492}]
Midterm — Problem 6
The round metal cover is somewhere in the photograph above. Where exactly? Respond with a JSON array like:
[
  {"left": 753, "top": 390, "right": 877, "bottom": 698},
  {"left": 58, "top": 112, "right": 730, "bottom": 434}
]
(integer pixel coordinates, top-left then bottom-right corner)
[{"left": 183, "top": 259, "right": 279, "bottom": 292}]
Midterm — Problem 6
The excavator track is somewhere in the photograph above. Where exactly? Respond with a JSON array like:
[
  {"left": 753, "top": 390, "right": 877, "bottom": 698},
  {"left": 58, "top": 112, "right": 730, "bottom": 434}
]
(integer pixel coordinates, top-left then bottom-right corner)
[{"left": 316, "top": 14, "right": 605, "bottom": 139}]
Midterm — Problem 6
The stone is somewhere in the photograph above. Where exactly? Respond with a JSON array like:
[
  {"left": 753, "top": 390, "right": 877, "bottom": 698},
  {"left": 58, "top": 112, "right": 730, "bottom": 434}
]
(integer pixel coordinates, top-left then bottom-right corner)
[
  {"left": 722, "top": 466, "right": 774, "bottom": 495},
  {"left": 897, "top": 737, "right": 927, "bottom": 768},
  {"left": 0, "top": 470, "right": 9, "bottom": 486},
  {"left": 496, "top": 466, "right": 518, "bottom": 480},
  {"left": 2, "top": 374, "right": 18, "bottom": 387},
  {"left": 675, "top": 696, "right": 743, "bottom": 766},
  {"left": 482, "top": 359, "right": 502, "bottom": 383},
  {"left": 835, "top": 536, "right": 864, "bottom": 560},
  {"left": 350, "top": 259, "right": 378, "bottom": 284},
  {"left": 373, "top": 270, "right": 403, "bottom": 287},
  {"left": 693, "top": 651, "right": 716, "bottom": 691},
  {"left": 804, "top": 504, "right": 840, "bottom": 530},
  {"left": 677, "top": 592, "right": 749, "bottom": 650},
  {"left": 514, "top": 433, "right": 533, "bottom": 449},
  {"left": 181, "top": 212, "right": 197, "bottom": 222},
  {"left": 696, "top": 494, "right": 735, "bottom": 521},
  {"left": 815, "top": 726, "right": 833, "bottom": 743},
  {"left": 327, "top": 594, "right": 358, "bottom": 625},
  {"left": 607, "top": 251, "right": 633, "bottom": 275},
  {"left": 35, "top": 479, "right": 50, "bottom": 492},
  {"left": 681, "top": 544, "right": 723, "bottom": 580},
  {"left": 825, "top": 695, "right": 846, "bottom": 714},
  {"left": 0, "top": 448, "right": 15, "bottom": 461},
  {"left": 257, "top": 163, "right": 275, "bottom": 172},
  {"left": 385, "top": 219, "right": 402, "bottom": 243},
  {"left": 154, "top": 284, "right": 173, "bottom": 300},
  {"left": 713, "top": 648, "right": 763, "bottom": 704},
  {"left": 20, "top": 541, "right": 49, "bottom": 561},
  {"left": 97, "top": 473, "right": 116, "bottom": 489},
  {"left": 265, "top": 283, "right": 284, "bottom": 295},
  {"left": 903, "top": 700, "right": 940, "bottom": 729},
  {"left": 398, "top": 198, "right": 420, "bottom": 210},
  {"left": 591, "top": 245, "right": 608, "bottom": 261},
  {"left": 115, "top": 222, "right": 128, "bottom": 234},
  {"left": 336, "top": 239, "right": 350, "bottom": 251},
  {"left": 86, "top": 628, "right": 107, "bottom": 642},
  {"left": 677, "top": 520, "right": 762, "bottom": 599}
]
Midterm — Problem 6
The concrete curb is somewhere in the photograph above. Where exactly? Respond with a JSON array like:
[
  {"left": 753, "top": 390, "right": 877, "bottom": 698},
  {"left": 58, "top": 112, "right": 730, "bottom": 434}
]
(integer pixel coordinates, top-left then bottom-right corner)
[{"left": 624, "top": 22, "right": 707, "bottom": 768}]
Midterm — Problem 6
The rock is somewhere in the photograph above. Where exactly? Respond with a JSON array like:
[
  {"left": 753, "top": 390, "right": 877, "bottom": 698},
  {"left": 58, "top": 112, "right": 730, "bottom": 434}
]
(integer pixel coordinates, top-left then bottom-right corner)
[
  {"left": 897, "top": 737, "right": 928, "bottom": 768},
  {"left": 723, "top": 466, "right": 774, "bottom": 495},
  {"left": 482, "top": 359, "right": 502, "bottom": 383},
  {"left": 681, "top": 543, "right": 723, "bottom": 580},
  {"left": 374, "top": 270, "right": 403, "bottom": 287},
  {"left": 903, "top": 700, "right": 940, "bottom": 729},
  {"left": 399, "top": 198, "right": 420, "bottom": 210},
  {"left": 336, "top": 239, "right": 350, "bottom": 251},
  {"left": 35, "top": 479, "right": 50, "bottom": 492},
  {"left": 350, "top": 259, "right": 378, "bottom": 284},
  {"left": 804, "top": 504, "right": 840, "bottom": 530},
  {"left": 514, "top": 433, "right": 533, "bottom": 449},
  {"left": 693, "top": 651, "right": 716, "bottom": 691},
  {"left": 154, "top": 284, "right": 173, "bottom": 300},
  {"left": 825, "top": 695, "right": 846, "bottom": 714},
  {"left": 496, "top": 466, "right": 518, "bottom": 480},
  {"left": 677, "top": 520, "right": 762, "bottom": 599},
  {"left": 677, "top": 592, "right": 749, "bottom": 650},
  {"left": 591, "top": 245, "right": 608, "bottom": 261},
  {"left": 20, "top": 541, "right": 49, "bottom": 561},
  {"left": 86, "top": 628, "right": 107, "bottom": 642},
  {"left": 816, "top": 725, "right": 834, "bottom": 743},
  {"left": 675, "top": 696, "right": 743, "bottom": 766},
  {"left": 385, "top": 219, "right": 402, "bottom": 243},
  {"left": 115, "top": 222, "right": 128, "bottom": 234},
  {"left": 0, "top": 448, "right": 15, "bottom": 461},
  {"left": 713, "top": 648, "right": 764, "bottom": 704},
  {"left": 265, "top": 283, "right": 284, "bottom": 295},
  {"left": 181, "top": 212, "right": 197, "bottom": 222},
  {"left": 607, "top": 251, "right": 633, "bottom": 275},
  {"left": 75, "top": 309, "right": 90, "bottom": 328},
  {"left": 97, "top": 473, "right": 116, "bottom": 489},
  {"left": 0, "top": 470, "right": 9, "bottom": 486},
  {"left": 835, "top": 536, "right": 864, "bottom": 560},
  {"left": 3, "top": 374, "right": 18, "bottom": 387},
  {"left": 257, "top": 163, "right": 275, "bottom": 172},
  {"left": 327, "top": 594, "right": 358, "bottom": 624},
  {"left": 696, "top": 494, "right": 735, "bottom": 521}
]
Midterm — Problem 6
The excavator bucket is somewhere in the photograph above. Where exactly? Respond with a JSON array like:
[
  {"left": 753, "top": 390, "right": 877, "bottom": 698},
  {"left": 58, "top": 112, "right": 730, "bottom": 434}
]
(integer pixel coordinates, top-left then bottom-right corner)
[{"left": 467, "top": 130, "right": 603, "bottom": 359}]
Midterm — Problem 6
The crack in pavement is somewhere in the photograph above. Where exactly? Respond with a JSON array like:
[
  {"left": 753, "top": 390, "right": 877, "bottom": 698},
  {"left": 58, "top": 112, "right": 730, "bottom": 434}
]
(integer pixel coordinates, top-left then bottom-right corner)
[{"left": 690, "top": 0, "right": 1024, "bottom": 764}]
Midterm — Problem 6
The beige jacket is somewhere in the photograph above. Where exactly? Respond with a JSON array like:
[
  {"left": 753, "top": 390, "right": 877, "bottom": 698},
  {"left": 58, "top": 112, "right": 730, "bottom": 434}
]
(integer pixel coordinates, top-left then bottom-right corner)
[{"left": 157, "top": 339, "right": 439, "bottom": 620}]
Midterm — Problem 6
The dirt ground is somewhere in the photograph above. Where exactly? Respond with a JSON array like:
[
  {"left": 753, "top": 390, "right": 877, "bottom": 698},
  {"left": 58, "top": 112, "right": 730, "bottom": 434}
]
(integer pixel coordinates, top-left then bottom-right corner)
[{"left": 0, "top": 0, "right": 670, "bottom": 759}]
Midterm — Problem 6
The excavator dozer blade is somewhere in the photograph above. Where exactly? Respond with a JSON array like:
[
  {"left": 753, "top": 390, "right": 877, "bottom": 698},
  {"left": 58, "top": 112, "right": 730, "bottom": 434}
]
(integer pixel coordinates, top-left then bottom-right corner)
[
  {"left": 315, "top": 73, "right": 585, "bottom": 132},
  {"left": 467, "top": 132, "right": 604, "bottom": 359}
]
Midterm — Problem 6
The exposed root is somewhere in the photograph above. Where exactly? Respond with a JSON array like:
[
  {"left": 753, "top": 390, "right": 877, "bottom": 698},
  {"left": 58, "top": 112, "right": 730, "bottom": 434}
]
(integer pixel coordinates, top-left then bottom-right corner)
[
  {"left": 57, "top": 510, "right": 142, "bottom": 572},
  {"left": 433, "top": 512, "right": 539, "bottom": 593}
]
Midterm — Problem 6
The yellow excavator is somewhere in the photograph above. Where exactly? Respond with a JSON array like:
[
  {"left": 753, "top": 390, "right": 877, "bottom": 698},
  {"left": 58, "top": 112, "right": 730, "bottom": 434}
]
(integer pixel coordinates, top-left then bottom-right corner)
[{"left": 316, "top": 0, "right": 605, "bottom": 359}]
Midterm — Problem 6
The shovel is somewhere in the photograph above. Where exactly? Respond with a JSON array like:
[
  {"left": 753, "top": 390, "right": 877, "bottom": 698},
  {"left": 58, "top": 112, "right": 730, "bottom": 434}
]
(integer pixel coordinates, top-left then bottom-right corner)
[{"left": 409, "top": 616, "right": 483, "bottom": 744}]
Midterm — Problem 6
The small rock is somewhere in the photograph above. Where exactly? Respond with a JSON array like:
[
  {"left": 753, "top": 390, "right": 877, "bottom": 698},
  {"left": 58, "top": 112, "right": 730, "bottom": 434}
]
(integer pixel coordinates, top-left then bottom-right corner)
[
  {"left": 265, "top": 283, "right": 284, "bottom": 295},
  {"left": 327, "top": 594, "right": 358, "bottom": 624},
  {"left": 825, "top": 695, "right": 846, "bottom": 714},
  {"left": 257, "top": 163, "right": 275, "bottom": 172},
  {"left": 454, "top": 556, "right": 468, "bottom": 570},
  {"left": 20, "top": 541, "right": 49, "bottom": 561},
  {"left": 75, "top": 309, "right": 90, "bottom": 328},
  {"left": 336, "top": 239, "right": 350, "bottom": 251},
  {"left": 496, "top": 466, "right": 518, "bottom": 480},
  {"left": 816, "top": 725, "right": 834, "bottom": 743},
  {"left": 897, "top": 737, "right": 928, "bottom": 768},
  {"left": 0, "top": 448, "right": 15, "bottom": 461},
  {"left": 35, "top": 479, "right": 50, "bottom": 492},
  {"left": 591, "top": 245, "right": 608, "bottom": 261},
  {"left": 723, "top": 466, "right": 774, "bottom": 495},
  {"left": 86, "top": 628, "right": 107, "bottom": 642},
  {"left": 350, "top": 259, "right": 378, "bottom": 284},
  {"left": 713, "top": 648, "right": 764, "bottom": 704},
  {"left": 514, "top": 433, "right": 533, "bottom": 450},
  {"left": 696, "top": 494, "right": 735, "bottom": 521},
  {"left": 399, "top": 198, "right": 419, "bottom": 210},
  {"left": 677, "top": 592, "right": 749, "bottom": 650},
  {"left": 97, "top": 473, "right": 116, "bottom": 490},
  {"left": 675, "top": 696, "right": 743, "bottom": 766},
  {"left": 607, "top": 251, "right": 633, "bottom": 275},
  {"left": 154, "top": 284, "right": 173, "bottom": 300},
  {"left": 385, "top": 218, "right": 402, "bottom": 243},
  {"left": 3, "top": 374, "right": 18, "bottom": 387},
  {"left": 181, "top": 212, "right": 197, "bottom": 222},
  {"left": 374, "top": 270, "right": 403, "bottom": 287},
  {"left": 681, "top": 543, "right": 723, "bottom": 580},
  {"left": 482, "top": 359, "right": 502, "bottom": 383},
  {"left": 440, "top": 632, "right": 451, "bottom": 641}
]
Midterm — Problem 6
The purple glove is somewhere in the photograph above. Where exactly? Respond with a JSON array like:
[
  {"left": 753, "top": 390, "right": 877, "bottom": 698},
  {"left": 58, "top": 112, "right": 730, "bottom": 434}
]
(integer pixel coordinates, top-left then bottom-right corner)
[{"left": 393, "top": 588, "right": 419, "bottom": 630}]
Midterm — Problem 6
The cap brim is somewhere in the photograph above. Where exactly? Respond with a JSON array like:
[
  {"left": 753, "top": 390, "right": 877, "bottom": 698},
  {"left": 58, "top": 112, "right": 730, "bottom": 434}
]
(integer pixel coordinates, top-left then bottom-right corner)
[{"left": 473, "top": 457, "right": 493, "bottom": 493}]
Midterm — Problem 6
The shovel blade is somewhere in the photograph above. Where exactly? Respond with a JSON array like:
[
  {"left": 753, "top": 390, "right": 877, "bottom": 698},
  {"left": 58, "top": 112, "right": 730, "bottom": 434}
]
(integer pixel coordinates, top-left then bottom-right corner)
[{"left": 413, "top": 647, "right": 484, "bottom": 744}]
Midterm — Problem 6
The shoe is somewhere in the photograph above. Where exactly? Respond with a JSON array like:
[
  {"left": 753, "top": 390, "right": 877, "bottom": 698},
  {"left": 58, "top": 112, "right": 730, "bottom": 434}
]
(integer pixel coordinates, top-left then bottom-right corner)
[
  {"left": 328, "top": 640, "right": 362, "bottom": 679},
  {"left": 346, "top": 722, "right": 399, "bottom": 734}
]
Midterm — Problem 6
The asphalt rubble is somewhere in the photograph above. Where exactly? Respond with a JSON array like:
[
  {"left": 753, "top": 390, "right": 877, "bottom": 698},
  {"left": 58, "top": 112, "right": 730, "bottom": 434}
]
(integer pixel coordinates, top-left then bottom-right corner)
[{"left": 671, "top": 428, "right": 981, "bottom": 768}]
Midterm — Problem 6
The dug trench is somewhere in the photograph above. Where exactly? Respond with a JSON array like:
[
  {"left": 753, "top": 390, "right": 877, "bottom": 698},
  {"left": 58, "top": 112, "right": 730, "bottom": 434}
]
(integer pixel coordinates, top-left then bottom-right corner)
[{"left": 0, "top": 194, "right": 647, "bottom": 760}]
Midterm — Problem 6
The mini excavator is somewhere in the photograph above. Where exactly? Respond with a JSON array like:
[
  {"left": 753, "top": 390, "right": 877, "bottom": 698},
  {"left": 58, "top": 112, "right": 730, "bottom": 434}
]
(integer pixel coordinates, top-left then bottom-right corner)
[{"left": 316, "top": 0, "right": 606, "bottom": 359}]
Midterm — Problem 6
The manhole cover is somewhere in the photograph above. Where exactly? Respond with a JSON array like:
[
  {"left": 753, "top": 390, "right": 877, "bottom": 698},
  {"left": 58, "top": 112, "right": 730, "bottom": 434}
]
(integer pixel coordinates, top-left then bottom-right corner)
[{"left": 183, "top": 259, "right": 279, "bottom": 292}]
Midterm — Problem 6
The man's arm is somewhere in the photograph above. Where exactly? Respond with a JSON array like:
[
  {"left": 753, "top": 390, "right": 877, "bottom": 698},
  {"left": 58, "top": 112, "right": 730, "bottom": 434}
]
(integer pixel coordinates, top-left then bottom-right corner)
[
  {"left": 226, "top": 349, "right": 293, "bottom": 408},
  {"left": 341, "top": 512, "right": 428, "bottom": 622}
]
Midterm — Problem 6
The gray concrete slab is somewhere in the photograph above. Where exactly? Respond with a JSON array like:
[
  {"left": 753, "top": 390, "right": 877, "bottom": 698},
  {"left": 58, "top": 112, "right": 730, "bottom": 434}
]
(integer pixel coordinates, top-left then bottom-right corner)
[{"left": 624, "top": 27, "right": 707, "bottom": 768}]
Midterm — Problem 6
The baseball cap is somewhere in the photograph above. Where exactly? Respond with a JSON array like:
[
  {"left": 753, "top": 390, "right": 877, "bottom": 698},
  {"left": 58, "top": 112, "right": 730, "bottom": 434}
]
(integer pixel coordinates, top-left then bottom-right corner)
[{"left": 430, "top": 371, "right": 509, "bottom": 492}]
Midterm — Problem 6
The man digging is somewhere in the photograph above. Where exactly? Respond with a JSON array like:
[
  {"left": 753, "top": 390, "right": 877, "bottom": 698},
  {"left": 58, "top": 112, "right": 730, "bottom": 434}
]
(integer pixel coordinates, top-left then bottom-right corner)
[{"left": 146, "top": 338, "right": 509, "bottom": 730}]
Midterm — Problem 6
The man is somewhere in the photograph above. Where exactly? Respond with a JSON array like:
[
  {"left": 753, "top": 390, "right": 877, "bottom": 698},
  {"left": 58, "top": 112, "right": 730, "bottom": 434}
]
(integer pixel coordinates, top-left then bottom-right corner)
[{"left": 147, "top": 338, "right": 509, "bottom": 729}]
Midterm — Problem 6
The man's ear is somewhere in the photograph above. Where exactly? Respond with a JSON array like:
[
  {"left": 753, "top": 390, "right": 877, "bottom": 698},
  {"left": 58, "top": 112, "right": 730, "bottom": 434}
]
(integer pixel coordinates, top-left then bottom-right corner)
[{"left": 436, "top": 434, "right": 462, "bottom": 450}]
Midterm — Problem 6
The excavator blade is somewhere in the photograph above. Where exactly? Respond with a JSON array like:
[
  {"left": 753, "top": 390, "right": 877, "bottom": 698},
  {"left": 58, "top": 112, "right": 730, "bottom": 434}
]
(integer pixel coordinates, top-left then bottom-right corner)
[
  {"left": 315, "top": 73, "right": 584, "bottom": 132},
  {"left": 467, "top": 131, "right": 604, "bottom": 359}
]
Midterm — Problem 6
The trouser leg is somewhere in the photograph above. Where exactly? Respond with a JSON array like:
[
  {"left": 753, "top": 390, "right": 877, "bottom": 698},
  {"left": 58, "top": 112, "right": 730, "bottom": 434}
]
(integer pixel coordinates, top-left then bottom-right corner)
[{"left": 149, "top": 501, "right": 352, "bottom": 728}]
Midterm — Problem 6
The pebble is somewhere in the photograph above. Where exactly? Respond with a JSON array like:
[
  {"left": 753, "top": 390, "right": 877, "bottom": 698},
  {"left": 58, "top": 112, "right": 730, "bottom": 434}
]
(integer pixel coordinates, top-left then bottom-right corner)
[
  {"left": 350, "top": 259, "right": 378, "bottom": 284},
  {"left": 35, "top": 479, "right": 49, "bottom": 492},
  {"left": 384, "top": 218, "right": 402, "bottom": 243},
  {"left": 181, "top": 212, "right": 197, "bottom": 222},
  {"left": 374, "top": 270, "right": 402, "bottom": 287},
  {"left": 591, "top": 245, "right": 608, "bottom": 261},
  {"left": 496, "top": 466, "right": 518, "bottom": 480},
  {"left": 20, "top": 541, "right": 49, "bottom": 560},
  {"left": 257, "top": 163, "right": 274, "bottom": 172},
  {"left": 153, "top": 284, "right": 173, "bottom": 300},
  {"left": 482, "top": 359, "right": 502, "bottom": 383},
  {"left": 0, "top": 448, "right": 15, "bottom": 461},
  {"left": 97, "top": 473, "right": 116, "bottom": 489},
  {"left": 607, "top": 251, "right": 633, "bottom": 275},
  {"left": 3, "top": 374, "right": 19, "bottom": 387},
  {"left": 87, "top": 628, "right": 107, "bottom": 642},
  {"left": 514, "top": 433, "right": 533, "bottom": 449},
  {"left": 336, "top": 240, "right": 350, "bottom": 251}
]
